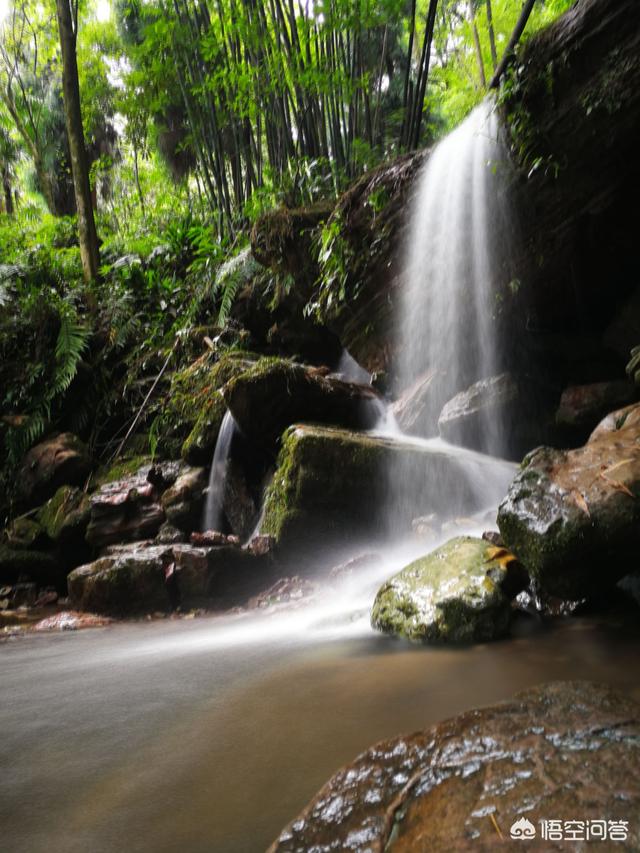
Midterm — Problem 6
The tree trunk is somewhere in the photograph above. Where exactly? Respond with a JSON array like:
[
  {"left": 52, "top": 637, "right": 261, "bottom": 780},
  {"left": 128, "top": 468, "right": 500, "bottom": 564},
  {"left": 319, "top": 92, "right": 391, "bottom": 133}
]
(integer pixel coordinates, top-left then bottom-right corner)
[
  {"left": 488, "top": 0, "right": 537, "bottom": 89},
  {"left": 2, "top": 168, "right": 13, "bottom": 215},
  {"left": 471, "top": 15, "right": 486, "bottom": 88},
  {"left": 485, "top": 0, "right": 498, "bottom": 70},
  {"left": 55, "top": 0, "right": 100, "bottom": 283}
]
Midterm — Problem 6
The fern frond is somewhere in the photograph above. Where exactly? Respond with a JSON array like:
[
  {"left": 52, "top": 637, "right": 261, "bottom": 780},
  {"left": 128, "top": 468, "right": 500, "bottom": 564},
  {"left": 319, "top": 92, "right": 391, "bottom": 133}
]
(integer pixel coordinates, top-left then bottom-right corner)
[
  {"left": 53, "top": 313, "right": 91, "bottom": 397},
  {"left": 216, "top": 277, "right": 241, "bottom": 325}
]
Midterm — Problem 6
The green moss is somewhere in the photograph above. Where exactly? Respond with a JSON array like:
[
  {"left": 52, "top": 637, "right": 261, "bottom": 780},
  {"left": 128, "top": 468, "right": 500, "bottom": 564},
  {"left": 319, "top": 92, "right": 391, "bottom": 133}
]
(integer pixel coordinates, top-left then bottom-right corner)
[
  {"left": 181, "top": 391, "right": 228, "bottom": 465},
  {"left": 94, "top": 456, "right": 151, "bottom": 488},
  {"left": 154, "top": 351, "right": 258, "bottom": 459},
  {"left": 371, "top": 537, "right": 517, "bottom": 644},
  {"left": 5, "top": 517, "right": 46, "bottom": 549},
  {"left": 36, "top": 485, "right": 90, "bottom": 542}
]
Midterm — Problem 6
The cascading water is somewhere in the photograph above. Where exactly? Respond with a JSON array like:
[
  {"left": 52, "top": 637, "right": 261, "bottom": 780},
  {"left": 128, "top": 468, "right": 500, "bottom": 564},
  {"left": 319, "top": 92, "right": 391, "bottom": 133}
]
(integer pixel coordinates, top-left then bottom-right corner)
[
  {"left": 202, "top": 409, "right": 237, "bottom": 532},
  {"left": 397, "top": 99, "right": 514, "bottom": 453},
  {"left": 385, "top": 99, "right": 517, "bottom": 532}
]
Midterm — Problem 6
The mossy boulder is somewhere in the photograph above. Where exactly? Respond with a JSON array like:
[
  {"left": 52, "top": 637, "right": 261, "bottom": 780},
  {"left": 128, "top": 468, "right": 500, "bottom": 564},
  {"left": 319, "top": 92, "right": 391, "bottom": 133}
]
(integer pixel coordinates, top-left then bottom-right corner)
[
  {"left": 5, "top": 517, "right": 48, "bottom": 550},
  {"left": 371, "top": 537, "right": 525, "bottom": 644},
  {"left": 222, "top": 359, "right": 380, "bottom": 448},
  {"left": 498, "top": 403, "right": 640, "bottom": 599},
  {"left": 36, "top": 485, "right": 91, "bottom": 543},
  {"left": 260, "top": 425, "right": 507, "bottom": 551},
  {"left": 155, "top": 351, "right": 257, "bottom": 462}
]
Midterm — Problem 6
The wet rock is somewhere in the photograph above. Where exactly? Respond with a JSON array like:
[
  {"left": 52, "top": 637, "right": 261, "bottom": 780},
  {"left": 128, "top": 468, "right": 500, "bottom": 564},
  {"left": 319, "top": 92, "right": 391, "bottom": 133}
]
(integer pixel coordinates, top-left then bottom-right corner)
[
  {"left": 68, "top": 541, "right": 265, "bottom": 614},
  {"left": 222, "top": 457, "right": 257, "bottom": 540},
  {"left": 85, "top": 465, "right": 165, "bottom": 550},
  {"left": 269, "top": 681, "right": 640, "bottom": 852},
  {"left": 0, "top": 545, "right": 60, "bottom": 586},
  {"left": 5, "top": 517, "right": 48, "bottom": 550},
  {"left": 159, "top": 351, "right": 257, "bottom": 464},
  {"left": 8, "top": 582, "right": 38, "bottom": 608},
  {"left": 160, "top": 466, "right": 207, "bottom": 532},
  {"left": 555, "top": 380, "right": 638, "bottom": 441},
  {"left": 17, "top": 432, "right": 91, "bottom": 508},
  {"left": 245, "top": 535, "right": 275, "bottom": 557},
  {"left": 34, "top": 589, "right": 58, "bottom": 607},
  {"left": 33, "top": 610, "right": 112, "bottom": 631},
  {"left": 260, "top": 425, "right": 508, "bottom": 551},
  {"left": 36, "top": 485, "right": 91, "bottom": 545},
  {"left": 482, "top": 530, "right": 503, "bottom": 547},
  {"left": 222, "top": 358, "right": 381, "bottom": 448},
  {"left": 391, "top": 369, "right": 449, "bottom": 437},
  {"left": 247, "top": 576, "right": 315, "bottom": 610},
  {"left": 146, "top": 461, "right": 185, "bottom": 491},
  {"left": 498, "top": 403, "right": 640, "bottom": 600},
  {"left": 438, "top": 373, "right": 521, "bottom": 455},
  {"left": 410, "top": 513, "right": 440, "bottom": 539},
  {"left": 156, "top": 522, "right": 186, "bottom": 544},
  {"left": 513, "top": 588, "right": 587, "bottom": 618},
  {"left": 190, "top": 530, "right": 232, "bottom": 546},
  {"left": 371, "top": 537, "right": 526, "bottom": 644},
  {"left": 328, "top": 552, "right": 382, "bottom": 581}
]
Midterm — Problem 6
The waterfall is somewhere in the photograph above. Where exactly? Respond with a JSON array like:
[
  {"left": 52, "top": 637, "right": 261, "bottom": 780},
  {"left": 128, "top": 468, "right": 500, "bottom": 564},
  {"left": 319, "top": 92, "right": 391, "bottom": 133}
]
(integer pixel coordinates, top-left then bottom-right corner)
[
  {"left": 397, "top": 99, "right": 514, "bottom": 454},
  {"left": 202, "top": 410, "right": 237, "bottom": 533}
]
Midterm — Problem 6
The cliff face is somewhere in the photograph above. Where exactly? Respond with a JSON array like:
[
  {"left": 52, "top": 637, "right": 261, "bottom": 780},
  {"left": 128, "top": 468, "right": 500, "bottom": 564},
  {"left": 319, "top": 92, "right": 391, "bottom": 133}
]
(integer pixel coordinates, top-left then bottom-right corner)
[
  {"left": 507, "top": 0, "right": 640, "bottom": 344},
  {"left": 266, "top": 0, "right": 640, "bottom": 379}
]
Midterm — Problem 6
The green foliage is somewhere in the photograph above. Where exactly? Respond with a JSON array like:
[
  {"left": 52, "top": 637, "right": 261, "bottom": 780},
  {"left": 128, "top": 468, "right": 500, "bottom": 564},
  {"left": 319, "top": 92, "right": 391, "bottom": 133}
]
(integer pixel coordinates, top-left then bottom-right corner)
[{"left": 305, "top": 214, "right": 356, "bottom": 320}]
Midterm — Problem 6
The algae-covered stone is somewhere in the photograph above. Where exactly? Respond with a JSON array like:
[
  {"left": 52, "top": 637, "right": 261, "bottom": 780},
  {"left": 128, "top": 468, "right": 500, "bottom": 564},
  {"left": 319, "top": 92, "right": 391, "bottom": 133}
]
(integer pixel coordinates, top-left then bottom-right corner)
[
  {"left": 260, "top": 425, "right": 512, "bottom": 551},
  {"left": 181, "top": 393, "right": 228, "bottom": 465},
  {"left": 222, "top": 359, "right": 380, "bottom": 447},
  {"left": 498, "top": 402, "right": 640, "bottom": 600},
  {"left": 5, "top": 517, "right": 48, "bottom": 550},
  {"left": 156, "top": 351, "right": 257, "bottom": 461},
  {"left": 36, "top": 485, "right": 91, "bottom": 543},
  {"left": 371, "top": 537, "right": 525, "bottom": 644}
]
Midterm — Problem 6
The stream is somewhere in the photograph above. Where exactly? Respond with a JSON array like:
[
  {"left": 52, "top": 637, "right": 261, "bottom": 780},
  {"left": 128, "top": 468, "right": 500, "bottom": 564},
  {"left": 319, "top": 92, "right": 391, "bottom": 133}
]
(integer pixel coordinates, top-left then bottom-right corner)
[{"left": 2, "top": 581, "right": 640, "bottom": 853}]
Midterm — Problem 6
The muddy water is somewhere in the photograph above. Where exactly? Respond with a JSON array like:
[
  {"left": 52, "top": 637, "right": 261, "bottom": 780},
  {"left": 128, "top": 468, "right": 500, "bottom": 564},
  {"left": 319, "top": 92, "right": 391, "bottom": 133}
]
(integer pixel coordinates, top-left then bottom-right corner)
[{"left": 1, "top": 610, "right": 640, "bottom": 853}]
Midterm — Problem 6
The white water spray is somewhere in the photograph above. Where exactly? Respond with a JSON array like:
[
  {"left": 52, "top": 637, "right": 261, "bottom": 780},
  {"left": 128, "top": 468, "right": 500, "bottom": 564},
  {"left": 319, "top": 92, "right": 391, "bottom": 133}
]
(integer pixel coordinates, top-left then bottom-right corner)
[
  {"left": 202, "top": 410, "right": 237, "bottom": 532},
  {"left": 397, "top": 100, "right": 514, "bottom": 452}
]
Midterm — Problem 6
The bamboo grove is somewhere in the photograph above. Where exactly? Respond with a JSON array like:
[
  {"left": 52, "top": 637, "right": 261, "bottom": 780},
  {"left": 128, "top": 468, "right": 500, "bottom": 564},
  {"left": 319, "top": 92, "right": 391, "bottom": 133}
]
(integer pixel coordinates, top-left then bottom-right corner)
[{"left": 125, "top": 0, "right": 447, "bottom": 236}]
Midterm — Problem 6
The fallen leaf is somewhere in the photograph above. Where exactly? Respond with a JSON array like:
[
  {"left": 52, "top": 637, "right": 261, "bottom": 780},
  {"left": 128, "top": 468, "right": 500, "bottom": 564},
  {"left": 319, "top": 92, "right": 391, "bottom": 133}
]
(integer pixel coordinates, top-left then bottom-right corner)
[{"left": 570, "top": 490, "right": 590, "bottom": 517}]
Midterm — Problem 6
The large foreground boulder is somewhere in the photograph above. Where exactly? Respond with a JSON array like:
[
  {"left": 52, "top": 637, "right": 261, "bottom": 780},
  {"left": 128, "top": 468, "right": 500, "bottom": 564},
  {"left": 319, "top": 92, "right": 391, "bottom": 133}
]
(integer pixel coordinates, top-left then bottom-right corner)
[
  {"left": 68, "top": 541, "right": 267, "bottom": 614},
  {"left": 371, "top": 537, "right": 526, "bottom": 644},
  {"left": 270, "top": 681, "right": 640, "bottom": 851},
  {"left": 498, "top": 403, "right": 640, "bottom": 599},
  {"left": 260, "top": 425, "right": 514, "bottom": 551},
  {"left": 222, "top": 359, "right": 380, "bottom": 448}
]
